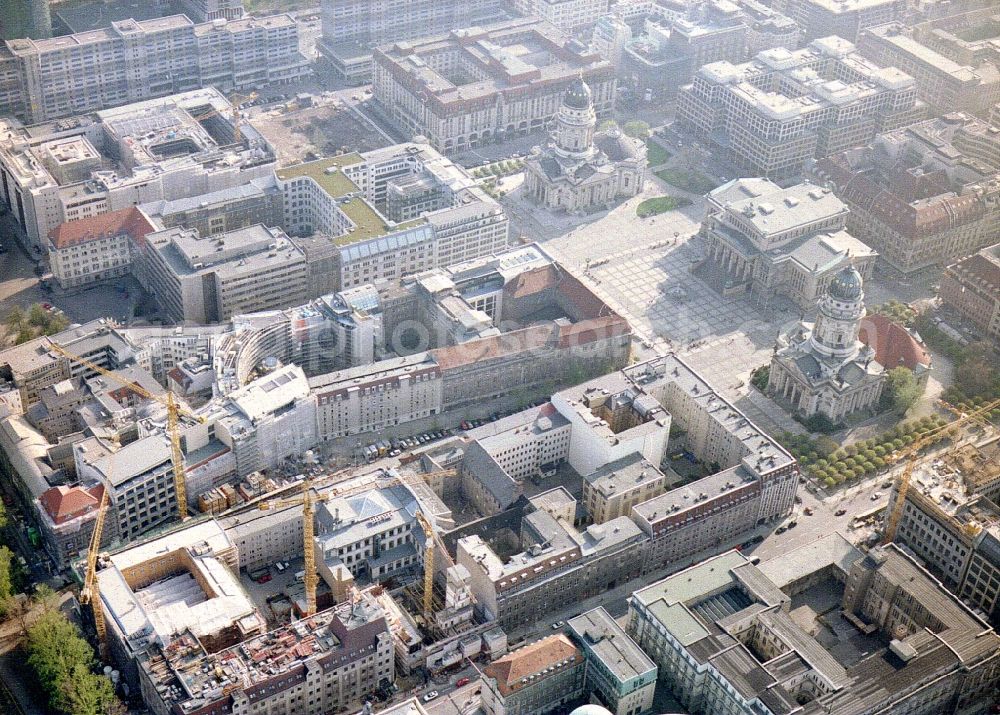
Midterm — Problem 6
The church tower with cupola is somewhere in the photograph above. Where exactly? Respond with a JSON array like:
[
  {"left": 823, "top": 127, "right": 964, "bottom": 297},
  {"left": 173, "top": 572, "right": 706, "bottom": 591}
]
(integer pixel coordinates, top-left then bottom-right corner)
[
  {"left": 808, "top": 265, "right": 866, "bottom": 360},
  {"left": 553, "top": 76, "right": 597, "bottom": 159}
]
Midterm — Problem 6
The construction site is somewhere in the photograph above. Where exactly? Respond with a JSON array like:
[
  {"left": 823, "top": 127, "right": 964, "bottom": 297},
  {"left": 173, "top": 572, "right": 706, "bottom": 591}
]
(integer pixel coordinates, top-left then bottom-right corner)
[{"left": 249, "top": 96, "right": 396, "bottom": 165}]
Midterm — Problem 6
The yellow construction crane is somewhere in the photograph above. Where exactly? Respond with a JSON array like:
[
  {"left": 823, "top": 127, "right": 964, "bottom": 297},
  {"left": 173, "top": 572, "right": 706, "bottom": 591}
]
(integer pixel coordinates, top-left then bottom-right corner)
[
  {"left": 80, "top": 488, "right": 110, "bottom": 658},
  {"left": 48, "top": 343, "right": 203, "bottom": 519},
  {"left": 883, "top": 396, "right": 1000, "bottom": 544},
  {"left": 259, "top": 478, "right": 331, "bottom": 617}
]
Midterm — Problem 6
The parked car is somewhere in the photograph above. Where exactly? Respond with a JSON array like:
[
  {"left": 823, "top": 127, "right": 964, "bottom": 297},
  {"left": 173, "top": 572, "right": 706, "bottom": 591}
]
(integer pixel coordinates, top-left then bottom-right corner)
[
  {"left": 803, "top": 507, "right": 813, "bottom": 516},
  {"left": 550, "top": 621, "right": 564, "bottom": 630},
  {"left": 455, "top": 677, "right": 470, "bottom": 688},
  {"left": 422, "top": 691, "right": 439, "bottom": 702},
  {"left": 786, "top": 520, "right": 797, "bottom": 529},
  {"left": 776, "top": 526, "right": 787, "bottom": 535},
  {"left": 835, "top": 508, "right": 847, "bottom": 516},
  {"left": 871, "top": 492, "right": 882, "bottom": 501}
]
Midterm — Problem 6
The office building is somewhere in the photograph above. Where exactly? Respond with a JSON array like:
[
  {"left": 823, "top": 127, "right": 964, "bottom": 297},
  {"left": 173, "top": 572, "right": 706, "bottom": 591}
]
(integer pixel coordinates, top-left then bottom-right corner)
[
  {"left": 591, "top": 14, "right": 633, "bottom": 68},
  {"left": 772, "top": 0, "right": 904, "bottom": 42},
  {"left": 698, "top": 178, "right": 876, "bottom": 310},
  {"left": 888, "top": 436, "right": 1000, "bottom": 624},
  {"left": 767, "top": 266, "right": 886, "bottom": 423},
  {"left": 46, "top": 206, "right": 156, "bottom": 289},
  {"left": 567, "top": 607, "right": 657, "bottom": 715},
  {"left": 0, "top": 13, "right": 307, "bottom": 124},
  {"left": 859, "top": 23, "right": 1000, "bottom": 118},
  {"left": 0, "top": 88, "right": 277, "bottom": 250},
  {"left": 628, "top": 544, "right": 1000, "bottom": 715},
  {"left": 940, "top": 243, "right": 1000, "bottom": 348},
  {"left": 738, "top": 0, "right": 801, "bottom": 56},
  {"left": 481, "top": 634, "right": 587, "bottom": 715},
  {"left": 318, "top": 0, "right": 507, "bottom": 82},
  {"left": 814, "top": 112, "right": 1000, "bottom": 273},
  {"left": 372, "top": 19, "right": 615, "bottom": 153},
  {"left": 676, "top": 37, "right": 921, "bottom": 179},
  {"left": 582, "top": 454, "right": 674, "bottom": 525},
  {"left": 137, "top": 224, "right": 309, "bottom": 324},
  {"left": 139, "top": 586, "right": 393, "bottom": 715},
  {"left": 524, "top": 78, "right": 645, "bottom": 213},
  {"left": 276, "top": 143, "right": 509, "bottom": 294},
  {"left": 622, "top": 1, "right": 748, "bottom": 100},
  {"left": 457, "top": 490, "right": 646, "bottom": 630}
]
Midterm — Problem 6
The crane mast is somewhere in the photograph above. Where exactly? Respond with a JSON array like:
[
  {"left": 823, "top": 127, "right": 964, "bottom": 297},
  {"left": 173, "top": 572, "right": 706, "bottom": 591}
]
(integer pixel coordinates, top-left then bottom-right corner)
[
  {"left": 48, "top": 343, "right": 199, "bottom": 519},
  {"left": 80, "top": 489, "right": 110, "bottom": 657}
]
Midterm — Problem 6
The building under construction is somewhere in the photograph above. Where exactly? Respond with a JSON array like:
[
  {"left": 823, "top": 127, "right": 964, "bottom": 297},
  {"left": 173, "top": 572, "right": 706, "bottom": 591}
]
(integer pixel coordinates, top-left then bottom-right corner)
[
  {"left": 888, "top": 434, "right": 1000, "bottom": 625},
  {"left": 138, "top": 588, "right": 394, "bottom": 715}
]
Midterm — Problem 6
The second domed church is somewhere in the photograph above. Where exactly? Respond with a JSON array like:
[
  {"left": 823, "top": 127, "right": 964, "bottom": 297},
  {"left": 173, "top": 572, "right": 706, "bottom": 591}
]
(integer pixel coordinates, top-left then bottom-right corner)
[{"left": 523, "top": 78, "right": 645, "bottom": 213}]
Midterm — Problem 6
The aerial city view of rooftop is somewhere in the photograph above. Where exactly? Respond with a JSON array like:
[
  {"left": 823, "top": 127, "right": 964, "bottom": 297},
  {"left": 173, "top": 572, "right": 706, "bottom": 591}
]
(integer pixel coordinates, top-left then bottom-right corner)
[{"left": 1, "top": 0, "right": 1000, "bottom": 713}]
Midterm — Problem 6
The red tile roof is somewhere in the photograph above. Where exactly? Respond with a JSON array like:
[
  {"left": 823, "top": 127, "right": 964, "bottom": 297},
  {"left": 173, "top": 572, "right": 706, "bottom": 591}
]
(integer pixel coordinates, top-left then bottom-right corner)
[
  {"left": 483, "top": 635, "right": 582, "bottom": 696},
  {"left": 48, "top": 206, "right": 155, "bottom": 250},
  {"left": 859, "top": 314, "right": 932, "bottom": 372},
  {"left": 38, "top": 483, "right": 104, "bottom": 525}
]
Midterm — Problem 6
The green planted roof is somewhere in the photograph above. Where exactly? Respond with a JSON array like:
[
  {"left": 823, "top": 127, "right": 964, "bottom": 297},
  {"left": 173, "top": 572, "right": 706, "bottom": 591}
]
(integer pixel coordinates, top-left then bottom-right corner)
[{"left": 276, "top": 153, "right": 365, "bottom": 198}]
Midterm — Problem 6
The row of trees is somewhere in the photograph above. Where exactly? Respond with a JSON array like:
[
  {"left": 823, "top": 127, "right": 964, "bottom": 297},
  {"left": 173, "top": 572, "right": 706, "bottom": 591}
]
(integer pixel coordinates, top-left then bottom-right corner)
[
  {"left": 778, "top": 415, "right": 951, "bottom": 487},
  {"left": 26, "top": 608, "right": 123, "bottom": 715}
]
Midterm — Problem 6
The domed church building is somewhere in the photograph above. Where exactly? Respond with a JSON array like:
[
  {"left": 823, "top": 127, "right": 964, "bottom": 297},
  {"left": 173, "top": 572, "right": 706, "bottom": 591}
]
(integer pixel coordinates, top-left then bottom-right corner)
[
  {"left": 523, "top": 77, "right": 644, "bottom": 213},
  {"left": 766, "top": 266, "right": 886, "bottom": 423}
]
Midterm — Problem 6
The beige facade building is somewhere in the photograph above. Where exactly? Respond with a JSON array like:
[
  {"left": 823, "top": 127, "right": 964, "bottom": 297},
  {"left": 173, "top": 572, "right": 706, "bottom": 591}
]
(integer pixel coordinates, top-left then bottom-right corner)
[
  {"left": 939, "top": 242, "right": 1000, "bottom": 348},
  {"left": 0, "top": 88, "right": 276, "bottom": 251},
  {"left": 508, "top": 0, "right": 610, "bottom": 34},
  {"left": 859, "top": 23, "right": 1000, "bottom": 119},
  {"left": 772, "top": 0, "right": 904, "bottom": 41},
  {"left": 582, "top": 454, "right": 672, "bottom": 525},
  {"left": 481, "top": 634, "right": 587, "bottom": 715},
  {"left": 46, "top": 206, "right": 155, "bottom": 289},
  {"left": 372, "top": 19, "right": 615, "bottom": 153},
  {"left": 629, "top": 544, "right": 1000, "bottom": 715},
  {"left": 815, "top": 112, "right": 1000, "bottom": 273},
  {"left": 138, "top": 224, "right": 309, "bottom": 324}
]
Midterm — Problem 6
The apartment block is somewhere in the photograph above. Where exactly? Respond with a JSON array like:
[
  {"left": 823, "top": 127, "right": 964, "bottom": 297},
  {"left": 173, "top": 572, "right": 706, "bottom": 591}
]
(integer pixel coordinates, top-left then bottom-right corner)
[
  {"left": 814, "top": 112, "right": 1000, "bottom": 273},
  {"left": 677, "top": 37, "right": 921, "bottom": 179},
  {"left": 939, "top": 243, "right": 1000, "bottom": 348},
  {"left": 481, "top": 634, "right": 587, "bottom": 715},
  {"left": 567, "top": 607, "right": 657, "bottom": 715},
  {"left": 859, "top": 23, "right": 1000, "bottom": 118},
  {"left": 319, "top": 0, "right": 507, "bottom": 82},
  {"left": 772, "top": 0, "right": 904, "bottom": 41},
  {"left": 0, "top": 13, "right": 308, "bottom": 124},
  {"left": 508, "top": 0, "right": 611, "bottom": 34},
  {"left": 0, "top": 88, "right": 277, "bottom": 250},
  {"left": 138, "top": 224, "right": 309, "bottom": 324},
  {"left": 372, "top": 19, "right": 616, "bottom": 153}
]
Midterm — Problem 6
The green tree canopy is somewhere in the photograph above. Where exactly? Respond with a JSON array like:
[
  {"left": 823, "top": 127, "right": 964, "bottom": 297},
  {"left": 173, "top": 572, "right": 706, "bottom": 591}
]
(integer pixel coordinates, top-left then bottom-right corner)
[
  {"left": 884, "top": 366, "right": 921, "bottom": 415},
  {"left": 622, "top": 120, "right": 651, "bottom": 139}
]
